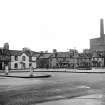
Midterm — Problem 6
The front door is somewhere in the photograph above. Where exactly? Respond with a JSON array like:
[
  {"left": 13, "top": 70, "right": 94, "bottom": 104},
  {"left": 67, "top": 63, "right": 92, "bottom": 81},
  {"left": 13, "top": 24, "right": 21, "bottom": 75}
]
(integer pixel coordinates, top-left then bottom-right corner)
[
  {"left": 0, "top": 62, "right": 2, "bottom": 70},
  {"left": 21, "top": 63, "right": 25, "bottom": 69}
]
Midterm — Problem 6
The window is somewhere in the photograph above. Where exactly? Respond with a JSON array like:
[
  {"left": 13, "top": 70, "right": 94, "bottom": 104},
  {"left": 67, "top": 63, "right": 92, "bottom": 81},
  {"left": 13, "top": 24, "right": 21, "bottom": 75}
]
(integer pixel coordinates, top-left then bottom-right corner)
[
  {"left": 14, "top": 63, "right": 18, "bottom": 68},
  {"left": 22, "top": 56, "right": 26, "bottom": 61},
  {"left": 23, "top": 63, "right": 25, "bottom": 69},
  {"left": 15, "top": 56, "right": 18, "bottom": 61},
  {"left": 32, "top": 57, "right": 36, "bottom": 61}
]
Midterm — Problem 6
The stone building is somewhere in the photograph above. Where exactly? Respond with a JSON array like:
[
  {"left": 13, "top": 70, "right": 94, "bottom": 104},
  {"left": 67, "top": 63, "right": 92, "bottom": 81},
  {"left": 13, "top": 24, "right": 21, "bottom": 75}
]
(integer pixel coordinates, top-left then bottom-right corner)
[
  {"left": 90, "top": 19, "right": 105, "bottom": 51},
  {"left": 91, "top": 51, "right": 105, "bottom": 67},
  {"left": 50, "top": 49, "right": 79, "bottom": 69},
  {"left": 50, "top": 52, "right": 70, "bottom": 68},
  {"left": 90, "top": 19, "right": 105, "bottom": 67},
  {"left": 37, "top": 53, "right": 52, "bottom": 68},
  {"left": 77, "top": 53, "right": 92, "bottom": 69},
  {"left": 10, "top": 49, "right": 38, "bottom": 70},
  {"left": 10, "top": 50, "right": 30, "bottom": 69}
]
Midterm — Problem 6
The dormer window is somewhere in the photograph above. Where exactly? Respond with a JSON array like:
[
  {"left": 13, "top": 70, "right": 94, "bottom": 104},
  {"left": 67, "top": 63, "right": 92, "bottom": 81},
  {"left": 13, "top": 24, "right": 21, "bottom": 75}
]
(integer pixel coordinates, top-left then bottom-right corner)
[{"left": 22, "top": 56, "right": 26, "bottom": 61}]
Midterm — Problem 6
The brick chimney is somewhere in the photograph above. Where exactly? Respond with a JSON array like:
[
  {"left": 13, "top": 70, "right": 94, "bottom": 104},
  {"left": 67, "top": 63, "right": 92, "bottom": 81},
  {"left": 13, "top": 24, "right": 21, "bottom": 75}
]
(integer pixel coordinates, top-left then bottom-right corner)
[{"left": 100, "top": 18, "right": 104, "bottom": 38}]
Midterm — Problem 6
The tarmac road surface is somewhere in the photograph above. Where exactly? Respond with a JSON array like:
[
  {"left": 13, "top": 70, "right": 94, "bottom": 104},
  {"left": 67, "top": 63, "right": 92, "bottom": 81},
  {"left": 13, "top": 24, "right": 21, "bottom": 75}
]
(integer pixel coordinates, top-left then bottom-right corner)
[{"left": 0, "top": 72, "right": 105, "bottom": 105}]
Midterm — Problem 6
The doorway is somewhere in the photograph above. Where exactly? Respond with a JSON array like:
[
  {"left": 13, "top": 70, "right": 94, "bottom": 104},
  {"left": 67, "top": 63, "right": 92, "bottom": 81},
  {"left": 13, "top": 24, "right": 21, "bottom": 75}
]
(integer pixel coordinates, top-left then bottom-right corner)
[{"left": 0, "top": 62, "right": 2, "bottom": 70}]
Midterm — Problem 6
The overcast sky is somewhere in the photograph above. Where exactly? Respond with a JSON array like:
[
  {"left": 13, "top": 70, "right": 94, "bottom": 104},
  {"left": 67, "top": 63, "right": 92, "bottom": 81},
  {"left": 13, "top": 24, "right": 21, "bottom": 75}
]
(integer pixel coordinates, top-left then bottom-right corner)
[{"left": 0, "top": 0, "right": 105, "bottom": 52}]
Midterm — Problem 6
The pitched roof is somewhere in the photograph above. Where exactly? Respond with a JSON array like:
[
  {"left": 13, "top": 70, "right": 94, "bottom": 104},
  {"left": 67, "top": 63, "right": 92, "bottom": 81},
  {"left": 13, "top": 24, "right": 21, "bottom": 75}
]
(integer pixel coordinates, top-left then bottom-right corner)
[
  {"left": 10, "top": 50, "right": 31, "bottom": 56},
  {"left": 10, "top": 50, "right": 41, "bottom": 57},
  {"left": 58, "top": 52, "right": 70, "bottom": 57},
  {"left": 10, "top": 50, "right": 22, "bottom": 56},
  {"left": 78, "top": 53, "right": 91, "bottom": 58},
  {"left": 51, "top": 52, "right": 70, "bottom": 58},
  {"left": 39, "top": 53, "right": 52, "bottom": 59},
  {"left": 31, "top": 52, "right": 40, "bottom": 57}
]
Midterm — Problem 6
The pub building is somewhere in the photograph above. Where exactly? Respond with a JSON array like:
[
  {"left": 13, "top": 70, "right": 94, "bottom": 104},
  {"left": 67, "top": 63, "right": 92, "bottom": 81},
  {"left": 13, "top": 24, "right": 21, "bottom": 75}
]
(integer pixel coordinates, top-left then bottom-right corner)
[{"left": 0, "top": 43, "right": 11, "bottom": 70}]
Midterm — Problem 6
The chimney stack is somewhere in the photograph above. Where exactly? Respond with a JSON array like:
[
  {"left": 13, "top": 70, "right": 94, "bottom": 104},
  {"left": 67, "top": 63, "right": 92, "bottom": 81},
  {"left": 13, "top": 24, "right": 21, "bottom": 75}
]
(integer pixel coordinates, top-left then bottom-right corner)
[{"left": 100, "top": 18, "right": 104, "bottom": 38}]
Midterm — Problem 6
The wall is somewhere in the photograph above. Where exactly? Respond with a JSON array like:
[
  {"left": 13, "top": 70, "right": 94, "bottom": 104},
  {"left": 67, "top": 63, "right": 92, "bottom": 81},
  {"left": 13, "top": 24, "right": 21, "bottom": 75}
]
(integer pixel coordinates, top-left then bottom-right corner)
[
  {"left": 90, "top": 37, "right": 105, "bottom": 51},
  {"left": 10, "top": 53, "right": 29, "bottom": 69},
  {"left": 31, "top": 56, "right": 37, "bottom": 68}
]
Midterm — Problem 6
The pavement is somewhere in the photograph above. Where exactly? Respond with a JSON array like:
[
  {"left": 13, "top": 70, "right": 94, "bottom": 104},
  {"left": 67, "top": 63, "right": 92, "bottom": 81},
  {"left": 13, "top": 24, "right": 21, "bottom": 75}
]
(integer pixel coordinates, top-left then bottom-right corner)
[{"left": 10, "top": 68, "right": 105, "bottom": 73}]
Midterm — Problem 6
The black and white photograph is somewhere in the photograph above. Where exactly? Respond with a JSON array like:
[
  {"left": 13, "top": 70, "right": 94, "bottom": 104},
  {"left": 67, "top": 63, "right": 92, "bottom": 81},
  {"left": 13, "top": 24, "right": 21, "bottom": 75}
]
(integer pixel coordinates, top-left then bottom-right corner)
[{"left": 1, "top": 0, "right": 105, "bottom": 105}]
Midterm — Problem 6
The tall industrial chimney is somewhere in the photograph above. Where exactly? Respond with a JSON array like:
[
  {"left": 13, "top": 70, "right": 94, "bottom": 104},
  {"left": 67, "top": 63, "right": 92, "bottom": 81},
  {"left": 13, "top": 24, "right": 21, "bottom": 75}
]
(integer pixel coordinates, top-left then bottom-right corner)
[{"left": 100, "top": 18, "right": 104, "bottom": 38}]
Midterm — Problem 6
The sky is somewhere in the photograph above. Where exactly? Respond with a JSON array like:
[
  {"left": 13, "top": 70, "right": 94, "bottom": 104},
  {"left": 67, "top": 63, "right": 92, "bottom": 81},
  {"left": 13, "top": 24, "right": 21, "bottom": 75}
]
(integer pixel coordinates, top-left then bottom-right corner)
[{"left": 0, "top": 0, "right": 105, "bottom": 52}]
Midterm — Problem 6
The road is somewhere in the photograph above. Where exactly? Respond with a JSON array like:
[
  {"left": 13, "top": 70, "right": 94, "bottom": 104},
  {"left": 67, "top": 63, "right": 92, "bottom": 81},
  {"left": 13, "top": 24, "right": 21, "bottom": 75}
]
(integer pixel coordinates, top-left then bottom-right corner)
[{"left": 0, "top": 72, "right": 105, "bottom": 105}]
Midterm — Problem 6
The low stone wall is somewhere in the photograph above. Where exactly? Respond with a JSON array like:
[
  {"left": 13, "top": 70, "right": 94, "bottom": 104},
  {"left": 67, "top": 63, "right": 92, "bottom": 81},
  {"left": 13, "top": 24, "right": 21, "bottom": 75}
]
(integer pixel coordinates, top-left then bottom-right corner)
[{"left": 9, "top": 68, "right": 105, "bottom": 73}]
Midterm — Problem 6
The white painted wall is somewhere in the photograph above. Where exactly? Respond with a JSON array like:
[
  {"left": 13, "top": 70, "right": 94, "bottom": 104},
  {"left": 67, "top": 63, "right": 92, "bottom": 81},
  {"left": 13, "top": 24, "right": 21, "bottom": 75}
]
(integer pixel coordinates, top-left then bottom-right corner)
[
  {"left": 11, "top": 56, "right": 21, "bottom": 69},
  {"left": 51, "top": 58, "right": 57, "bottom": 68},
  {"left": 31, "top": 56, "right": 37, "bottom": 68},
  {"left": 10, "top": 53, "right": 38, "bottom": 70},
  {"left": 32, "top": 62, "right": 36, "bottom": 68},
  {"left": 10, "top": 53, "right": 30, "bottom": 69},
  {"left": 20, "top": 53, "right": 29, "bottom": 69}
]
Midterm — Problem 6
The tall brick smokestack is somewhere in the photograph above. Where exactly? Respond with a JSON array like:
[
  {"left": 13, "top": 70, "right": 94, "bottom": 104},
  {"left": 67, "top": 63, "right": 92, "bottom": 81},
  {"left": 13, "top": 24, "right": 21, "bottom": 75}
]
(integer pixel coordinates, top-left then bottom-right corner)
[{"left": 100, "top": 18, "right": 104, "bottom": 38}]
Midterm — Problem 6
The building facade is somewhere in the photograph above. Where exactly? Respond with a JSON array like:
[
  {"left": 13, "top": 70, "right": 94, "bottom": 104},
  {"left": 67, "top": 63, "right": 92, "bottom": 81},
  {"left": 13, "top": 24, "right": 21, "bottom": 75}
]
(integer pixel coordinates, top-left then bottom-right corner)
[
  {"left": 10, "top": 50, "right": 30, "bottom": 69},
  {"left": 10, "top": 50, "right": 37, "bottom": 70},
  {"left": 2, "top": 19, "right": 105, "bottom": 70},
  {"left": 37, "top": 53, "right": 52, "bottom": 68},
  {"left": 77, "top": 53, "right": 92, "bottom": 69},
  {"left": 50, "top": 50, "right": 79, "bottom": 69},
  {"left": 90, "top": 19, "right": 105, "bottom": 51},
  {"left": 92, "top": 51, "right": 105, "bottom": 67}
]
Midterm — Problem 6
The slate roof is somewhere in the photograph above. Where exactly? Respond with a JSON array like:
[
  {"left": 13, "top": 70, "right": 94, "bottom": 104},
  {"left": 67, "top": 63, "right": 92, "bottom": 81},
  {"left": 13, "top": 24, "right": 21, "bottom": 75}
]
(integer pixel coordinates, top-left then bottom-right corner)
[
  {"left": 10, "top": 50, "right": 40, "bottom": 57},
  {"left": 9, "top": 50, "right": 92, "bottom": 59},
  {"left": 31, "top": 51, "right": 40, "bottom": 57},
  {"left": 10, "top": 50, "right": 22, "bottom": 56},
  {"left": 39, "top": 53, "right": 52, "bottom": 59},
  {"left": 51, "top": 52, "right": 70, "bottom": 58},
  {"left": 78, "top": 53, "right": 92, "bottom": 58},
  {"left": 33, "top": 53, "right": 40, "bottom": 58}
]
